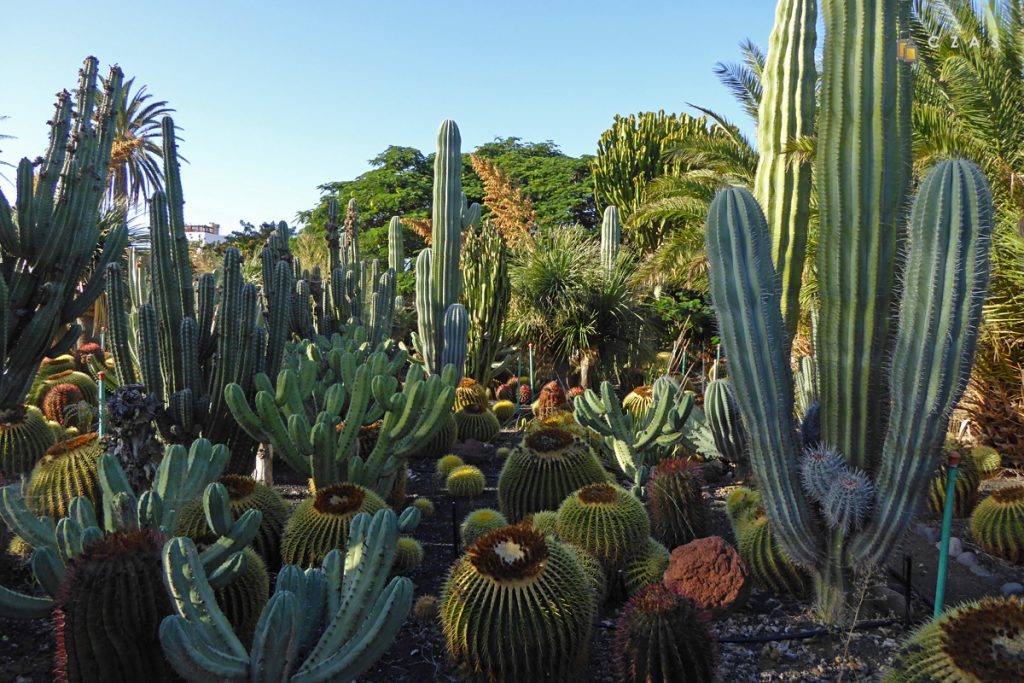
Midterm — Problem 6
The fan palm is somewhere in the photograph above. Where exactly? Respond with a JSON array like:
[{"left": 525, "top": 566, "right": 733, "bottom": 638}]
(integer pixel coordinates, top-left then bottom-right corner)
[
  {"left": 105, "top": 78, "right": 178, "bottom": 206},
  {"left": 911, "top": 0, "right": 1024, "bottom": 370}
]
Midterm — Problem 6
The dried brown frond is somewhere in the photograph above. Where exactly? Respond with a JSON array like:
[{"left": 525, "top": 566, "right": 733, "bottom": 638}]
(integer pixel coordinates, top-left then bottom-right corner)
[
  {"left": 960, "top": 369, "right": 1024, "bottom": 468},
  {"left": 404, "top": 217, "right": 432, "bottom": 246},
  {"left": 469, "top": 154, "right": 535, "bottom": 245}
]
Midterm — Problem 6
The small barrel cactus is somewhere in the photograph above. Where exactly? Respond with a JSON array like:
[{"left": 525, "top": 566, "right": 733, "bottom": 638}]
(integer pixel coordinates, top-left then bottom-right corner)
[
  {"left": 736, "top": 516, "right": 809, "bottom": 597},
  {"left": 72, "top": 342, "right": 104, "bottom": 370},
  {"left": 454, "top": 404, "right": 501, "bottom": 442},
  {"left": 970, "top": 445, "right": 1002, "bottom": 479},
  {"left": 460, "top": 508, "right": 509, "bottom": 548},
  {"left": 30, "top": 370, "right": 97, "bottom": 406},
  {"left": 413, "top": 413, "right": 458, "bottom": 459},
  {"left": 646, "top": 457, "right": 709, "bottom": 549},
  {"left": 37, "top": 354, "right": 76, "bottom": 381},
  {"left": 927, "top": 455, "right": 980, "bottom": 518},
  {"left": 799, "top": 444, "right": 845, "bottom": 502},
  {"left": 176, "top": 474, "right": 290, "bottom": 569},
  {"left": 393, "top": 536, "right": 425, "bottom": 574},
  {"left": 279, "top": 482, "right": 386, "bottom": 567},
  {"left": 25, "top": 433, "right": 104, "bottom": 520},
  {"left": 498, "top": 427, "right": 607, "bottom": 522},
  {"left": 495, "top": 379, "right": 519, "bottom": 402},
  {"left": 42, "top": 383, "right": 85, "bottom": 425},
  {"left": 441, "top": 525, "right": 596, "bottom": 682},
  {"left": 0, "top": 404, "right": 56, "bottom": 478},
  {"left": 883, "top": 595, "right": 1024, "bottom": 682},
  {"left": 970, "top": 485, "right": 1024, "bottom": 563},
  {"left": 615, "top": 583, "right": 717, "bottom": 683},
  {"left": 436, "top": 454, "right": 465, "bottom": 480},
  {"left": 527, "top": 509, "right": 559, "bottom": 536},
  {"left": 624, "top": 537, "right": 670, "bottom": 595},
  {"left": 622, "top": 385, "right": 654, "bottom": 422},
  {"left": 447, "top": 465, "right": 486, "bottom": 499},
  {"left": 454, "top": 377, "right": 488, "bottom": 411},
  {"left": 210, "top": 546, "right": 269, "bottom": 646},
  {"left": 556, "top": 482, "right": 650, "bottom": 571},
  {"left": 535, "top": 381, "right": 568, "bottom": 419},
  {"left": 55, "top": 529, "right": 176, "bottom": 683},
  {"left": 413, "top": 594, "right": 440, "bottom": 623},
  {"left": 492, "top": 399, "right": 516, "bottom": 422},
  {"left": 725, "top": 486, "right": 763, "bottom": 529},
  {"left": 412, "top": 496, "right": 435, "bottom": 518},
  {"left": 821, "top": 468, "right": 874, "bottom": 532}
]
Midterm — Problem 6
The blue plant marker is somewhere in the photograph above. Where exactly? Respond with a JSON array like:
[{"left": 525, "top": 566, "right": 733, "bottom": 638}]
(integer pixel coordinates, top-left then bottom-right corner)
[{"left": 934, "top": 450, "right": 960, "bottom": 618}]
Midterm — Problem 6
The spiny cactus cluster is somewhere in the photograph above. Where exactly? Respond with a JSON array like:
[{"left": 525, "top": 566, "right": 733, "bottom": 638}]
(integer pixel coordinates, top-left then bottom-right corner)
[
  {"left": 556, "top": 483, "right": 650, "bottom": 572},
  {"left": 645, "top": 457, "right": 708, "bottom": 549},
  {"left": 535, "top": 380, "right": 568, "bottom": 419},
  {"left": 970, "top": 485, "right": 1024, "bottom": 564},
  {"left": 453, "top": 404, "right": 501, "bottom": 442},
  {"left": 24, "top": 433, "right": 104, "bottom": 520},
  {"left": 280, "top": 482, "right": 386, "bottom": 567},
  {"left": 441, "top": 524, "right": 596, "bottom": 682},
  {"left": 884, "top": 596, "right": 1024, "bottom": 681},
  {"left": 497, "top": 427, "right": 607, "bottom": 522},
  {"left": 615, "top": 583, "right": 717, "bottom": 683}
]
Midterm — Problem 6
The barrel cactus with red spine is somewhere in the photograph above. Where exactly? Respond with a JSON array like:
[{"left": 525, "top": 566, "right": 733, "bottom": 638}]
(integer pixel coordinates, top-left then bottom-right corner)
[{"left": 646, "top": 457, "right": 708, "bottom": 549}]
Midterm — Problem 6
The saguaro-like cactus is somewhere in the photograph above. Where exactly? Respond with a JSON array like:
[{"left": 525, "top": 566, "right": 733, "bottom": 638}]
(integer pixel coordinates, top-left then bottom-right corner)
[
  {"left": 414, "top": 120, "right": 474, "bottom": 380},
  {"left": 160, "top": 508, "right": 415, "bottom": 683},
  {"left": 105, "top": 117, "right": 284, "bottom": 472},
  {"left": 753, "top": 0, "right": 817, "bottom": 340},
  {"left": 707, "top": 165, "right": 990, "bottom": 619}
]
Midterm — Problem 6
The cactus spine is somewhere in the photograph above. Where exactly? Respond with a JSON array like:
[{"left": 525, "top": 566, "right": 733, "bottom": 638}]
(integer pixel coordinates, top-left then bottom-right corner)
[
  {"left": 705, "top": 0, "right": 993, "bottom": 622},
  {"left": 414, "top": 120, "right": 474, "bottom": 380},
  {"left": 600, "top": 205, "right": 621, "bottom": 271},
  {"left": 754, "top": 0, "right": 817, "bottom": 339}
]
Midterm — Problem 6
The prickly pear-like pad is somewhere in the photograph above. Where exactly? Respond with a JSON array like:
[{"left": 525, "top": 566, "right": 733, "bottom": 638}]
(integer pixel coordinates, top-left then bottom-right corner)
[
  {"left": 468, "top": 524, "right": 548, "bottom": 581},
  {"left": 886, "top": 596, "right": 1024, "bottom": 681},
  {"left": 663, "top": 536, "right": 750, "bottom": 620}
]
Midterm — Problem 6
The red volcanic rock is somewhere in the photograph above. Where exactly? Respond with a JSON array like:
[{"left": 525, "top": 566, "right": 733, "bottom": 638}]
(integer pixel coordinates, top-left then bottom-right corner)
[{"left": 662, "top": 535, "right": 750, "bottom": 619}]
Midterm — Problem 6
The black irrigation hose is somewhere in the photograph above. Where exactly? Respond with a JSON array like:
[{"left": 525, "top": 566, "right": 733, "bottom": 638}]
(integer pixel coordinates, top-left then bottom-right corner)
[{"left": 717, "top": 618, "right": 903, "bottom": 644}]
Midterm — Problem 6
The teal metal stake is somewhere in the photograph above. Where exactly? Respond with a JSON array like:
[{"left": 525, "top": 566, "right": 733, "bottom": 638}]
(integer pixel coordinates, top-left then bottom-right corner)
[
  {"left": 934, "top": 449, "right": 961, "bottom": 618},
  {"left": 97, "top": 371, "right": 106, "bottom": 437},
  {"left": 528, "top": 343, "right": 535, "bottom": 404},
  {"left": 516, "top": 351, "right": 523, "bottom": 417}
]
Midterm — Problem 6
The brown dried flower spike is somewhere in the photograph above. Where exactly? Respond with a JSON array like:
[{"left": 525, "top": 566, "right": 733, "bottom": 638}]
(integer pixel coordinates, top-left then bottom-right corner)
[{"left": 468, "top": 524, "right": 549, "bottom": 581}]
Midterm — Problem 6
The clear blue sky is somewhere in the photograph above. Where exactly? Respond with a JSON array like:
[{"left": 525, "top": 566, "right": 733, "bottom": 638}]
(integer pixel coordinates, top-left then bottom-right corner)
[{"left": 0, "top": 0, "right": 778, "bottom": 234}]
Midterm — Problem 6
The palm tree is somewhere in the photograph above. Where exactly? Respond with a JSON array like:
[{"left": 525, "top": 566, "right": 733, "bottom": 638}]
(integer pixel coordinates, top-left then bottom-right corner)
[{"left": 105, "top": 77, "right": 178, "bottom": 206}]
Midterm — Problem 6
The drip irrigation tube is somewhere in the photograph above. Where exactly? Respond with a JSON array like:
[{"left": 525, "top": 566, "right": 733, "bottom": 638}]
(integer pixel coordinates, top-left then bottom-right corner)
[{"left": 717, "top": 618, "right": 903, "bottom": 644}]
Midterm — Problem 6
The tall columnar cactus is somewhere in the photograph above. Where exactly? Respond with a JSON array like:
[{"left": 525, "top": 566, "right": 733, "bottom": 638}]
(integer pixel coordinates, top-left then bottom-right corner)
[
  {"left": 160, "top": 508, "right": 416, "bottom": 683},
  {"left": 704, "top": 378, "right": 748, "bottom": 475},
  {"left": 574, "top": 377, "right": 694, "bottom": 495},
  {"left": 708, "top": 162, "right": 991, "bottom": 618},
  {"left": 600, "top": 205, "right": 621, "bottom": 271},
  {"left": 753, "top": 0, "right": 817, "bottom": 340},
  {"left": 414, "top": 120, "right": 475, "bottom": 380},
  {"left": 104, "top": 117, "right": 285, "bottom": 472},
  {"left": 0, "top": 59, "right": 128, "bottom": 477},
  {"left": 224, "top": 346, "right": 456, "bottom": 496},
  {"left": 388, "top": 216, "right": 404, "bottom": 273},
  {"left": 462, "top": 223, "right": 510, "bottom": 387}
]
